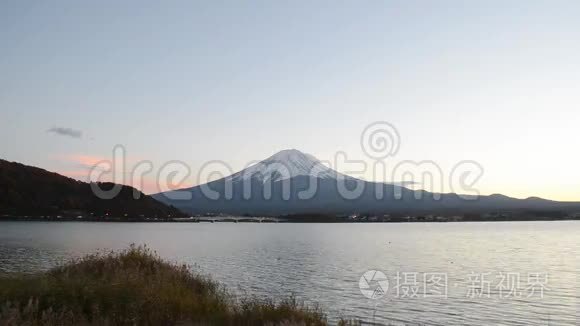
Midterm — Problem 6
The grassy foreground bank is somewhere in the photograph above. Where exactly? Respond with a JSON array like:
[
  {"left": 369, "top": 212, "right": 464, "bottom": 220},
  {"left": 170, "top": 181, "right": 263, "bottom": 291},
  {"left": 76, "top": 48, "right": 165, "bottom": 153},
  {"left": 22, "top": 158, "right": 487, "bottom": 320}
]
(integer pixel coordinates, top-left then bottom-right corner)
[{"left": 0, "top": 245, "right": 349, "bottom": 325}]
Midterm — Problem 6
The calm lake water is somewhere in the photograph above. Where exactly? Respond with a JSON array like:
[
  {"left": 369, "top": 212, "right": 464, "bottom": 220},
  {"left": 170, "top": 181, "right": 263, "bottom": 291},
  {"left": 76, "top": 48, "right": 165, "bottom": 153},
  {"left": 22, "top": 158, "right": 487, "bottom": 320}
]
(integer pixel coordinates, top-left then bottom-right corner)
[{"left": 0, "top": 221, "right": 578, "bottom": 325}]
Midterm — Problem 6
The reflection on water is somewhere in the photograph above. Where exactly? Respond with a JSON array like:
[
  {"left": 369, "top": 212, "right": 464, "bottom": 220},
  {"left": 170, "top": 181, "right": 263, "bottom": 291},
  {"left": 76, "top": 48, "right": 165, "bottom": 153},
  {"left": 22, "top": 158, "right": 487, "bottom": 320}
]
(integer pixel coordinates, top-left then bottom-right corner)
[{"left": 0, "top": 221, "right": 579, "bottom": 325}]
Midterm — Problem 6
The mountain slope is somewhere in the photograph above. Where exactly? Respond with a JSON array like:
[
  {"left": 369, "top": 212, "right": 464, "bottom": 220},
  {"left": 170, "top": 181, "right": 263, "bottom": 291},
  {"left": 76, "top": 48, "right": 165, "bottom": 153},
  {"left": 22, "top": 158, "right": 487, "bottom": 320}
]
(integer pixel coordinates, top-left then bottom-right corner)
[
  {"left": 0, "top": 159, "right": 184, "bottom": 217},
  {"left": 153, "top": 149, "right": 580, "bottom": 216},
  {"left": 228, "top": 149, "right": 340, "bottom": 183}
]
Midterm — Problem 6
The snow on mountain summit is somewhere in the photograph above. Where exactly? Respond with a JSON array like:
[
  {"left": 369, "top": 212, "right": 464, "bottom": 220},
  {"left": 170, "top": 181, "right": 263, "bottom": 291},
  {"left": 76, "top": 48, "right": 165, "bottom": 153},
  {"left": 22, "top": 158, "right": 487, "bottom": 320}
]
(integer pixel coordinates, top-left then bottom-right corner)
[{"left": 229, "top": 149, "right": 339, "bottom": 183}]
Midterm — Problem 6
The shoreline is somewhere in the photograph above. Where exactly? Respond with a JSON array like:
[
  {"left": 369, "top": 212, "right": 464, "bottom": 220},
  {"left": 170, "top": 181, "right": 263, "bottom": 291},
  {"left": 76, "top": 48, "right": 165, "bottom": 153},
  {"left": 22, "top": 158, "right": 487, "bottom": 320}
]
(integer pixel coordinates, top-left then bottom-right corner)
[
  {"left": 0, "top": 245, "right": 336, "bottom": 325},
  {"left": 1, "top": 216, "right": 579, "bottom": 223}
]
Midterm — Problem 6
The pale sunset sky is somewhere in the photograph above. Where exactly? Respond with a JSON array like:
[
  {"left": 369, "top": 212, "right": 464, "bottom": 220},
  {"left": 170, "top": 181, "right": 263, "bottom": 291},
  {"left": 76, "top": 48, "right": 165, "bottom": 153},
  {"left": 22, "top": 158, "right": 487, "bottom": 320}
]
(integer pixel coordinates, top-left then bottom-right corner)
[{"left": 1, "top": 1, "right": 579, "bottom": 200}]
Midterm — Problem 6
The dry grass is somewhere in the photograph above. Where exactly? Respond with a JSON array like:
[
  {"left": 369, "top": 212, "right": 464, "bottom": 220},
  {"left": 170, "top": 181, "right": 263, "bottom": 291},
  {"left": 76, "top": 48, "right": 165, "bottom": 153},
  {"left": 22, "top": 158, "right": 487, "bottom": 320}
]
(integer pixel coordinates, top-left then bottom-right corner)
[{"left": 0, "top": 245, "right": 328, "bottom": 325}]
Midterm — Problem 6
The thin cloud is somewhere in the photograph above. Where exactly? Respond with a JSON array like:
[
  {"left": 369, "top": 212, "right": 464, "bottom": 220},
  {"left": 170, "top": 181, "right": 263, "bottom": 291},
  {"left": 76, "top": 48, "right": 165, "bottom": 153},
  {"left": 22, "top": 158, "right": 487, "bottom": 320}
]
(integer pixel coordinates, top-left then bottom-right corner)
[
  {"left": 55, "top": 153, "right": 162, "bottom": 193},
  {"left": 47, "top": 127, "right": 83, "bottom": 139},
  {"left": 64, "top": 154, "right": 108, "bottom": 170}
]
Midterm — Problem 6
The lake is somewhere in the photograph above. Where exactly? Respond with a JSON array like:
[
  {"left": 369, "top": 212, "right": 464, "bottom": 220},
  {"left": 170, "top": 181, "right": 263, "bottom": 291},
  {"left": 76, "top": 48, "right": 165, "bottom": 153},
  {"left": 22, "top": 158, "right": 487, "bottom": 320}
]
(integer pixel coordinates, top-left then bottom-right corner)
[{"left": 0, "top": 221, "right": 578, "bottom": 325}]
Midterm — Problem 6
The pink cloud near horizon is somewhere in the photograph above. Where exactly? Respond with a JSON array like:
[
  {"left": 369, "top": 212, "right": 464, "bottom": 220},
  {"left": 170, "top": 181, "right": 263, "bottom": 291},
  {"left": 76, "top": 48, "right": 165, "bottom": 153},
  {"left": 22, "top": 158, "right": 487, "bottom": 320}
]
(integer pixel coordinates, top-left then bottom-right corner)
[{"left": 55, "top": 153, "right": 193, "bottom": 194}]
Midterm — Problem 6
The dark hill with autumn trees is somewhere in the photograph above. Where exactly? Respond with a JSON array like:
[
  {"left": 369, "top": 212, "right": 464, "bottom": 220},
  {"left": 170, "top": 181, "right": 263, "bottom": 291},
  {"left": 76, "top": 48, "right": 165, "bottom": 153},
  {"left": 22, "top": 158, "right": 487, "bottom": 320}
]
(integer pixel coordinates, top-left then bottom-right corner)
[{"left": 0, "top": 159, "right": 184, "bottom": 218}]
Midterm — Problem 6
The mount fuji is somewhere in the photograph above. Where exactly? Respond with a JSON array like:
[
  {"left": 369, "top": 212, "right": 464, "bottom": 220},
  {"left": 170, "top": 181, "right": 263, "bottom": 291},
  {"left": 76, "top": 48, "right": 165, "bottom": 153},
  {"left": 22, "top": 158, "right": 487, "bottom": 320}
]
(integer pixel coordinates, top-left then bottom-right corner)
[
  {"left": 152, "top": 149, "right": 580, "bottom": 216},
  {"left": 228, "top": 149, "right": 340, "bottom": 183}
]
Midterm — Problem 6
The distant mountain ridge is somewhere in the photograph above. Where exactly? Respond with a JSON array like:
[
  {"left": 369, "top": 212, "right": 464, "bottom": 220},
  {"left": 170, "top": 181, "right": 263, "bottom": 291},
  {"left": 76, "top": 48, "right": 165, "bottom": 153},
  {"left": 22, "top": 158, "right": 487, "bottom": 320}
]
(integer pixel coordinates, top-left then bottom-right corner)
[
  {"left": 0, "top": 159, "right": 183, "bottom": 218},
  {"left": 153, "top": 149, "right": 580, "bottom": 216}
]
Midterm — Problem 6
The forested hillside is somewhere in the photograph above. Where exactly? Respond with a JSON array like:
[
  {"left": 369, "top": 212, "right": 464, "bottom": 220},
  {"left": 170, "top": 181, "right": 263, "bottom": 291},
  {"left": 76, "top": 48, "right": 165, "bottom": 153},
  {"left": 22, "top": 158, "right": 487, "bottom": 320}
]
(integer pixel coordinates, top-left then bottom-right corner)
[{"left": 0, "top": 159, "right": 184, "bottom": 218}]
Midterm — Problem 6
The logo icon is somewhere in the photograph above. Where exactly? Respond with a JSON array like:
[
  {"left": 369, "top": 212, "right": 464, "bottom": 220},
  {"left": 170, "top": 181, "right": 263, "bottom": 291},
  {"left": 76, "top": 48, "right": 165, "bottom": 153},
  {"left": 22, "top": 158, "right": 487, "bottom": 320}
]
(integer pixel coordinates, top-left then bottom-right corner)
[
  {"left": 360, "top": 121, "right": 400, "bottom": 159},
  {"left": 359, "top": 270, "right": 389, "bottom": 299}
]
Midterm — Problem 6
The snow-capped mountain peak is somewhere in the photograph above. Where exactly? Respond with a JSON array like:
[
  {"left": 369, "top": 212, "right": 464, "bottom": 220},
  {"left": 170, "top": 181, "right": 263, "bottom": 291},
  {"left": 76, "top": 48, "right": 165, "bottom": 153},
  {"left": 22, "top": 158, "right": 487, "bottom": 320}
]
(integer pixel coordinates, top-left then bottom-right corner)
[{"left": 229, "top": 149, "right": 338, "bottom": 183}]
